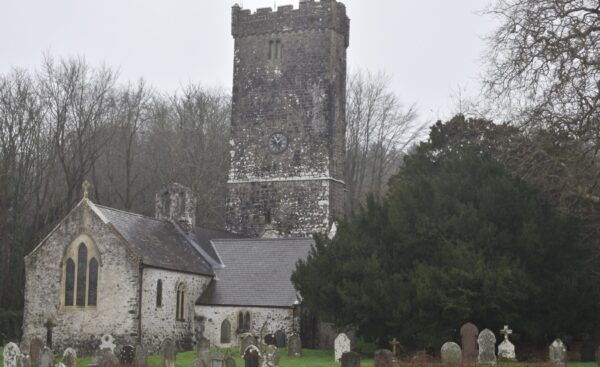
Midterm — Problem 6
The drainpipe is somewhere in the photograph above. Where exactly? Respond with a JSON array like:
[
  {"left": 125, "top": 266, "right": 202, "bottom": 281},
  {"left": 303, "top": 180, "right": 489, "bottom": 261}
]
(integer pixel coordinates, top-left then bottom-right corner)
[{"left": 138, "top": 264, "right": 144, "bottom": 344}]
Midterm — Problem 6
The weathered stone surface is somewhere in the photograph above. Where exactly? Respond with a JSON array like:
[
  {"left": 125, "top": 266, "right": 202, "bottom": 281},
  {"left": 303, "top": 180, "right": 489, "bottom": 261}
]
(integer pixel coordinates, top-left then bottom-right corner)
[
  {"left": 155, "top": 183, "right": 196, "bottom": 232},
  {"left": 263, "top": 345, "right": 280, "bottom": 367},
  {"left": 160, "top": 338, "right": 176, "bottom": 367},
  {"left": 477, "top": 329, "right": 496, "bottom": 364},
  {"left": 210, "top": 351, "right": 224, "bottom": 367},
  {"left": 460, "top": 322, "right": 478, "bottom": 363},
  {"left": 4, "top": 342, "right": 21, "bottom": 367},
  {"left": 334, "top": 333, "right": 351, "bottom": 362},
  {"left": 16, "top": 353, "right": 31, "bottom": 367},
  {"left": 243, "top": 346, "right": 260, "bottom": 367},
  {"left": 196, "top": 336, "right": 210, "bottom": 367},
  {"left": 225, "top": 355, "right": 236, "bottom": 367},
  {"left": 287, "top": 333, "right": 301, "bottom": 357},
  {"left": 274, "top": 330, "right": 286, "bottom": 349},
  {"left": 39, "top": 348, "right": 54, "bottom": 367},
  {"left": 63, "top": 348, "right": 77, "bottom": 367},
  {"left": 497, "top": 325, "right": 515, "bottom": 361},
  {"left": 134, "top": 343, "right": 147, "bottom": 366},
  {"left": 29, "top": 338, "right": 44, "bottom": 367},
  {"left": 441, "top": 342, "right": 462, "bottom": 367},
  {"left": 340, "top": 352, "right": 360, "bottom": 367},
  {"left": 227, "top": 1, "right": 349, "bottom": 238},
  {"left": 240, "top": 334, "right": 257, "bottom": 357},
  {"left": 119, "top": 346, "right": 134, "bottom": 365},
  {"left": 99, "top": 335, "right": 115, "bottom": 354},
  {"left": 95, "top": 349, "right": 118, "bottom": 367},
  {"left": 374, "top": 349, "right": 393, "bottom": 367},
  {"left": 549, "top": 339, "right": 567, "bottom": 367}
]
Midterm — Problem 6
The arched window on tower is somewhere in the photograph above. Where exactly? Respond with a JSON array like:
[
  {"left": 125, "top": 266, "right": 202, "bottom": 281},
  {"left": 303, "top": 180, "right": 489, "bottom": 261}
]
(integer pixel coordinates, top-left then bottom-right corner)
[
  {"left": 62, "top": 235, "right": 100, "bottom": 308},
  {"left": 156, "top": 280, "right": 163, "bottom": 307},
  {"left": 221, "top": 319, "right": 231, "bottom": 343}
]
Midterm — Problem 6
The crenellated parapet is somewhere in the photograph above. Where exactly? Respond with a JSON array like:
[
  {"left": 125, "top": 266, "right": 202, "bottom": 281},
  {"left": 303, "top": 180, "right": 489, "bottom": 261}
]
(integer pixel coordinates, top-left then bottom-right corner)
[{"left": 232, "top": 0, "right": 349, "bottom": 47}]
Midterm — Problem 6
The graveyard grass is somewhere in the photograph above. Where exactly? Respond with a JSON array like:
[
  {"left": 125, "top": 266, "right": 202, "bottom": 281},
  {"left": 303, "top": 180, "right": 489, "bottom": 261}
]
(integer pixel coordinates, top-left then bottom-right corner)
[{"left": 0, "top": 347, "right": 596, "bottom": 367}]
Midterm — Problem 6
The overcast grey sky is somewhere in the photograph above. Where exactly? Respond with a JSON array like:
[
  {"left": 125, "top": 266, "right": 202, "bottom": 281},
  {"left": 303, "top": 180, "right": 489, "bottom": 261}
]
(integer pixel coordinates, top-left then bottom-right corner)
[{"left": 0, "top": 0, "right": 496, "bottom": 123}]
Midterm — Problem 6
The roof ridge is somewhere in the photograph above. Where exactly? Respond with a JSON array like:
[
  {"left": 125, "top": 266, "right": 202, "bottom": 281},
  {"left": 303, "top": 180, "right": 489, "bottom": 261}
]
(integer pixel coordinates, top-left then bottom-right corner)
[
  {"left": 211, "top": 238, "right": 314, "bottom": 243},
  {"left": 94, "top": 204, "right": 165, "bottom": 222}
]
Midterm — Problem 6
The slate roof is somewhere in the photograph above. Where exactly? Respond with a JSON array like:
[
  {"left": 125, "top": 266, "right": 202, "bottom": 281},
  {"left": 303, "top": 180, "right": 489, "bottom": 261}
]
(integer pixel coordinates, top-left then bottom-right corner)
[
  {"left": 200, "top": 238, "right": 314, "bottom": 308},
  {"left": 96, "top": 205, "right": 217, "bottom": 276}
]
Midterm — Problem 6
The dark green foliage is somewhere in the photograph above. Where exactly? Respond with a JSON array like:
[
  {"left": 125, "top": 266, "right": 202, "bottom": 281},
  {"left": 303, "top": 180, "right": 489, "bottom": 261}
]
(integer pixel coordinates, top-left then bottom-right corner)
[
  {"left": 292, "top": 115, "right": 600, "bottom": 348},
  {"left": 0, "top": 309, "right": 22, "bottom": 344}
]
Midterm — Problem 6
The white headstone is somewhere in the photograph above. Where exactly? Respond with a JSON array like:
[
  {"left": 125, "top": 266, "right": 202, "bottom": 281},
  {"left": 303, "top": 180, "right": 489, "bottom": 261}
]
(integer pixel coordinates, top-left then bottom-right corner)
[
  {"left": 549, "top": 339, "right": 567, "bottom": 366},
  {"left": 441, "top": 342, "right": 462, "bottom": 367},
  {"left": 334, "top": 333, "right": 351, "bottom": 363},
  {"left": 3, "top": 343, "right": 21, "bottom": 367},
  {"left": 498, "top": 325, "right": 516, "bottom": 361},
  {"left": 55, "top": 363, "right": 66, "bottom": 367},
  {"left": 477, "top": 328, "right": 497, "bottom": 364},
  {"left": 99, "top": 334, "right": 116, "bottom": 353}
]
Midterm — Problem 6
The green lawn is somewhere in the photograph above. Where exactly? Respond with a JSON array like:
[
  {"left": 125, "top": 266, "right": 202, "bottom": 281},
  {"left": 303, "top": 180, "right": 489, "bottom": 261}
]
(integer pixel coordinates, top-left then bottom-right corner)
[{"left": 1, "top": 346, "right": 597, "bottom": 367}]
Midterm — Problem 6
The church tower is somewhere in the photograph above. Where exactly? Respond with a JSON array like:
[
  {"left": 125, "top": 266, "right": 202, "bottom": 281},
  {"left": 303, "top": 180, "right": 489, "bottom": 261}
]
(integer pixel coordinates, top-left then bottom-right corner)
[{"left": 226, "top": 0, "right": 350, "bottom": 238}]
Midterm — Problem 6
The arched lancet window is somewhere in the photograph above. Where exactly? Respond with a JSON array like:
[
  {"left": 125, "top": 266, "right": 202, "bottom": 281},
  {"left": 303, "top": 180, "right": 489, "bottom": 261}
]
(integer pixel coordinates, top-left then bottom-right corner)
[
  {"left": 238, "top": 311, "right": 244, "bottom": 332},
  {"left": 62, "top": 235, "right": 100, "bottom": 308},
  {"left": 176, "top": 283, "right": 186, "bottom": 321},
  {"left": 238, "top": 311, "right": 251, "bottom": 332},
  {"left": 245, "top": 311, "right": 251, "bottom": 331},
  {"left": 156, "top": 280, "right": 163, "bottom": 307},
  {"left": 221, "top": 319, "right": 231, "bottom": 343}
]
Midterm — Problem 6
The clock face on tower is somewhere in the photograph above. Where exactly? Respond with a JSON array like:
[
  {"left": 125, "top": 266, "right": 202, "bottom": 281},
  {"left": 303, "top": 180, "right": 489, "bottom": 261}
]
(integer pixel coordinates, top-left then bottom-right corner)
[{"left": 268, "top": 132, "right": 289, "bottom": 154}]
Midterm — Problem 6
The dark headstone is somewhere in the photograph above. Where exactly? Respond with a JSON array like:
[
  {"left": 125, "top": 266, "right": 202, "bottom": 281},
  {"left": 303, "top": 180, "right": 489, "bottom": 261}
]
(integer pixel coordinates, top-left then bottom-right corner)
[
  {"left": 341, "top": 352, "right": 361, "bottom": 367},
  {"left": 287, "top": 333, "right": 302, "bottom": 357},
  {"left": 119, "top": 345, "right": 135, "bottom": 365},
  {"left": 581, "top": 341, "right": 595, "bottom": 362},
  {"left": 239, "top": 334, "right": 257, "bottom": 357},
  {"left": 374, "top": 349, "right": 393, "bottom": 367},
  {"left": 243, "top": 347, "right": 260, "bottom": 367},
  {"left": 460, "top": 322, "right": 478, "bottom": 363},
  {"left": 29, "top": 338, "right": 45, "bottom": 367},
  {"left": 274, "top": 330, "right": 286, "bottom": 348},
  {"left": 225, "top": 356, "right": 236, "bottom": 367},
  {"left": 264, "top": 335, "right": 275, "bottom": 346}
]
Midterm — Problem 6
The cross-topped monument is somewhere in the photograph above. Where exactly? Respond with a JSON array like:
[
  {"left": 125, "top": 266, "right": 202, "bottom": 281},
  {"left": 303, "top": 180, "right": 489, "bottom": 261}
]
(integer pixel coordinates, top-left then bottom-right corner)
[
  {"left": 82, "top": 180, "right": 91, "bottom": 199},
  {"left": 500, "top": 325, "right": 512, "bottom": 340},
  {"left": 389, "top": 338, "right": 401, "bottom": 356}
]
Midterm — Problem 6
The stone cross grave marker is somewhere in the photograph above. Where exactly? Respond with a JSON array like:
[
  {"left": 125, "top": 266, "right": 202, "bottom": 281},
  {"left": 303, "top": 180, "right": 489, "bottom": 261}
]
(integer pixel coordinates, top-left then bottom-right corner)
[
  {"left": 243, "top": 346, "right": 260, "bottom": 367},
  {"left": 374, "top": 349, "right": 393, "bottom": 367},
  {"left": 99, "top": 334, "right": 116, "bottom": 354},
  {"left": 4, "top": 342, "right": 21, "bottom": 367},
  {"left": 274, "top": 330, "right": 286, "bottom": 348},
  {"left": 389, "top": 338, "right": 400, "bottom": 357},
  {"left": 477, "top": 328, "right": 497, "bottom": 364},
  {"left": 460, "top": 322, "right": 478, "bottom": 363},
  {"left": 29, "top": 337, "right": 44, "bottom": 367},
  {"left": 119, "top": 345, "right": 135, "bottom": 365},
  {"left": 334, "top": 333, "right": 351, "bottom": 362},
  {"left": 287, "top": 333, "right": 302, "bottom": 357},
  {"left": 161, "top": 338, "right": 176, "bottom": 367},
  {"left": 340, "top": 352, "right": 361, "bottom": 367},
  {"left": 498, "top": 325, "right": 516, "bottom": 361},
  {"left": 210, "top": 351, "right": 224, "bottom": 367},
  {"left": 39, "top": 347, "right": 54, "bottom": 367},
  {"left": 63, "top": 348, "right": 77, "bottom": 367},
  {"left": 134, "top": 342, "right": 147, "bottom": 366},
  {"left": 263, "top": 345, "right": 280, "bottom": 367},
  {"left": 441, "top": 342, "right": 462, "bottom": 367},
  {"left": 549, "top": 339, "right": 567, "bottom": 367},
  {"left": 239, "top": 334, "right": 257, "bottom": 358}
]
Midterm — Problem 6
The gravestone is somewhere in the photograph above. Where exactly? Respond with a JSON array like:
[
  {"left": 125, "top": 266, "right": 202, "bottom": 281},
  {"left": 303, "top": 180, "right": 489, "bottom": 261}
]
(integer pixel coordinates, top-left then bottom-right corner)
[
  {"left": 287, "top": 333, "right": 301, "bottom": 357},
  {"left": 191, "top": 359, "right": 206, "bottom": 367},
  {"left": 243, "top": 347, "right": 260, "bottom": 367},
  {"left": 264, "top": 335, "right": 275, "bottom": 346},
  {"left": 340, "top": 352, "right": 361, "bottom": 367},
  {"left": 334, "top": 333, "right": 351, "bottom": 362},
  {"left": 119, "top": 345, "right": 135, "bottom": 365},
  {"left": 497, "top": 325, "right": 516, "bottom": 361},
  {"left": 581, "top": 341, "right": 595, "bottom": 362},
  {"left": 595, "top": 345, "right": 600, "bottom": 366},
  {"left": 239, "top": 334, "right": 257, "bottom": 357},
  {"left": 441, "top": 342, "right": 462, "bottom": 367},
  {"left": 95, "top": 349, "right": 118, "bottom": 367},
  {"left": 224, "top": 355, "right": 236, "bottom": 367},
  {"left": 196, "top": 336, "right": 210, "bottom": 367},
  {"left": 17, "top": 353, "right": 31, "bottom": 367},
  {"left": 374, "top": 349, "right": 393, "bottom": 367},
  {"left": 63, "top": 348, "right": 77, "bottom": 367},
  {"left": 99, "top": 335, "right": 116, "bottom": 354},
  {"left": 56, "top": 363, "right": 66, "bottom": 367},
  {"left": 29, "top": 338, "right": 45, "bottom": 367},
  {"left": 477, "top": 328, "right": 497, "bottom": 364},
  {"left": 210, "top": 351, "right": 224, "bottom": 367},
  {"left": 549, "top": 339, "right": 567, "bottom": 367},
  {"left": 39, "top": 348, "right": 54, "bottom": 367},
  {"left": 4, "top": 342, "right": 21, "bottom": 367},
  {"left": 160, "top": 338, "right": 176, "bottom": 367},
  {"left": 460, "top": 322, "right": 479, "bottom": 363},
  {"left": 274, "top": 330, "right": 286, "bottom": 348},
  {"left": 134, "top": 342, "right": 147, "bottom": 366},
  {"left": 263, "top": 345, "right": 280, "bottom": 367}
]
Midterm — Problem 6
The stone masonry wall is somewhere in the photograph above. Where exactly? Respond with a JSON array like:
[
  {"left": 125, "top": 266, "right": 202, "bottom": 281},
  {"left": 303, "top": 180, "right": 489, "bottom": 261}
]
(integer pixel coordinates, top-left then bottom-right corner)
[
  {"left": 195, "top": 305, "right": 294, "bottom": 348},
  {"left": 22, "top": 201, "right": 140, "bottom": 355},
  {"left": 140, "top": 268, "right": 211, "bottom": 354},
  {"left": 226, "top": 0, "right": 349, "bottom": 237}
]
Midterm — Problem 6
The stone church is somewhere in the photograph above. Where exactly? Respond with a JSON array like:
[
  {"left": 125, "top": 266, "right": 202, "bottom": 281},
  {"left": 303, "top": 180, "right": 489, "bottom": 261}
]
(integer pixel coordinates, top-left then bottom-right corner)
[{"left": 21, "top": 0, "right": 349, "bottom": 355}]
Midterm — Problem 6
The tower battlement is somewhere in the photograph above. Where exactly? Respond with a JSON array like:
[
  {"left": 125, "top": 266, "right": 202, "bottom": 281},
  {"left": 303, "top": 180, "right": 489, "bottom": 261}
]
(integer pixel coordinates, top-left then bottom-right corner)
[{"left": 232, "top": 0, "right": 349, "bottom": 47}]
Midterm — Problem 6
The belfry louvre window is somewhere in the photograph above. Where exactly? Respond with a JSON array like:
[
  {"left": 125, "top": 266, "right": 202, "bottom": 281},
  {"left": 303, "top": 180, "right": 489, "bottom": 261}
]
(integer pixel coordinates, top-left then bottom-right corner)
[
  {"left": 63, "top": 236, "right": 100, "bottom": 308},
  {"left": 268, "top": 40, "right": 282, "bottom": 60}
]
